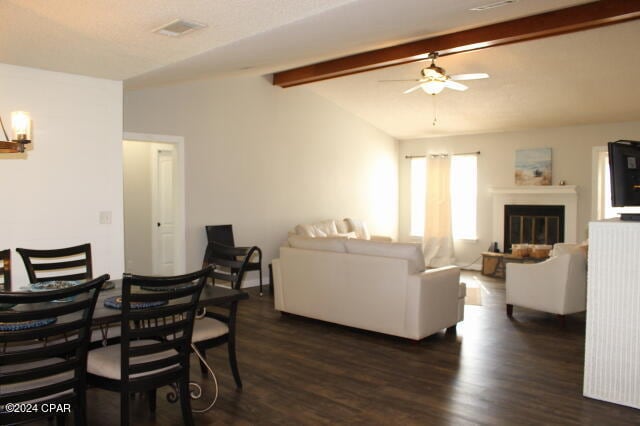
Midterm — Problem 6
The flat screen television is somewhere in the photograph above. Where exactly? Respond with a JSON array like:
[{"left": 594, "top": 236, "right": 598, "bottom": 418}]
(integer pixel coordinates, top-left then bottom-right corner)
[{"left": 608, "top": 140, "right": 640, "bottom": 220}]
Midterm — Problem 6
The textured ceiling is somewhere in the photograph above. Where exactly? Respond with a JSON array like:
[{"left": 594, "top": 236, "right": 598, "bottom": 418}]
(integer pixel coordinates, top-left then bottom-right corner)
[
  {"left": 308, "top": 20, "right": 640, "bottom": 139},
  {"left": 0, "top": 0, "right": 588, "bottom": 84},
  {"left": 125, "top": 0, "right": 589, "bottom": 88},
  {"left": 0, "top": 0, "right": 355, "bottom": 80},
  {"left": 3, "top": 0, "right": 635, "bottom": 138}
]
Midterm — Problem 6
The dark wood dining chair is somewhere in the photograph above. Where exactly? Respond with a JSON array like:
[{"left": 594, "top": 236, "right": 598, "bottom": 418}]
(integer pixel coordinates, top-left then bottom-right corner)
[
  {"left": 86, "top": 267, "right": 210, "bottom": 426},
  {"left": 206, "top": 225, "right": 264, "bottom": 295},
  {"left": 0, "top": 249, "right": 10, "bottom": 291},
  {"left": 16, "top": 243, "right": 119, "bottom": 347},
  {"left": 0, "top": 274, "right": 109, "bottom": 426},
  {"left": 16, "top": 243, "right": 93, "bottom": 283},
  {"left": 197, "top": 242, "right": 256, "bottom": 388}
]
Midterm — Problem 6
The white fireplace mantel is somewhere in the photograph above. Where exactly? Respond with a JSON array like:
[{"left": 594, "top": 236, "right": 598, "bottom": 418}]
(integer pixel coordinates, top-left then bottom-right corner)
[
  {"left": 489, "top": 185, "right": 579, "bottom": 248},
  {"left": 489, "top": 185, "right": 578, "bottom": 196}
]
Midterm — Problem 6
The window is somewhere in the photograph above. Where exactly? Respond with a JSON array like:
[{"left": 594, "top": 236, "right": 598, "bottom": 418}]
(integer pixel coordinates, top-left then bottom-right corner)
[
  {"left": 410, "top": 158, "right": 426, "bottom": 237},
  {"left": 409, "top": 154, "right": 478, "bottom": 239},
  {"left": 451, "top": 155, "right": 478, "bottom": 240}
]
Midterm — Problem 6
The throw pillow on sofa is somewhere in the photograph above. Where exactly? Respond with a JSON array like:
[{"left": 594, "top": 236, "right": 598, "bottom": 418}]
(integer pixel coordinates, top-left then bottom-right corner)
[{"left": 345, "top": 218, "right": 371, "bottom": 240}]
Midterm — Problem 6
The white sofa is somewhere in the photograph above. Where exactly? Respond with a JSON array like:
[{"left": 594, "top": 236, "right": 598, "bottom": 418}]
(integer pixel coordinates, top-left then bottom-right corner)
[
  {"left": 290, "top": 218, "right": 392, "bottom": 241},
  {"left": 506, "top": 242, "right": 587, "bottom": 318},
  {"left": 272, "top": 236, "right": 465, "bottom": 340}
]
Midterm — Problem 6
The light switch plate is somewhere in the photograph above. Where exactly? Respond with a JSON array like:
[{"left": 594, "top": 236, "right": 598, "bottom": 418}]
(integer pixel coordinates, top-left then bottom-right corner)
[{"left": 99, "top": 211, "right": 112, "bottom": 225}]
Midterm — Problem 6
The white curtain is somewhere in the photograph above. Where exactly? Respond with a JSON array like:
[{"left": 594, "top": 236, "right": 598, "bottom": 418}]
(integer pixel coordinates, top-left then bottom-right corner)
[{"left": 423, "top": 156, "right": 455, "bottom": 267}]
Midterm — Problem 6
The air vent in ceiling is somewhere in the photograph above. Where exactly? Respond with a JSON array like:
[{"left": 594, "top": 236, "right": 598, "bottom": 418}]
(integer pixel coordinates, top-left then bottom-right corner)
[
  {"left": 153, "top": 19, "right": 207, "bottom": 37},
  {"left": 470, "top": 0, "right": 519, "bottom": 11}
]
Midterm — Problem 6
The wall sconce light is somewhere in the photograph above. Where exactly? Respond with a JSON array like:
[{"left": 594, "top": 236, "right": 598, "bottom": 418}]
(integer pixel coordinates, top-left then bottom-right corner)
[{"left": 0, "top": 111, "right": 32, "bottom": 153}]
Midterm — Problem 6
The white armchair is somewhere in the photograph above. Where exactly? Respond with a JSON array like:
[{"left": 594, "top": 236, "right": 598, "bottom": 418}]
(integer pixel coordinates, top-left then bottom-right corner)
[{"left": 505, "top": 244, "right": 587, "bottom": 322}]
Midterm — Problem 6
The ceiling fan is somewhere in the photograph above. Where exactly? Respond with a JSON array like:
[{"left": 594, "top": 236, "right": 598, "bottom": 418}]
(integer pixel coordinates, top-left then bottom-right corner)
[{"left": 381, "top": 52, "right": 489, "bottom": 95}]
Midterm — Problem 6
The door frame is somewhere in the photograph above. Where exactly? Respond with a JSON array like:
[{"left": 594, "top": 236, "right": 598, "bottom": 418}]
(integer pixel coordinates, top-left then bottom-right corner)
[{"left": 123, "top": 132, "right": 186, "bottom": 274}]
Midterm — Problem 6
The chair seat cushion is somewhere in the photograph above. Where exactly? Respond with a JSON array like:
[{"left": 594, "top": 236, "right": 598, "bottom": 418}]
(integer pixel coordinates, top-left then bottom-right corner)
[
  {"left": 87, "top": 340, "right": 178, "bottom": 380},
  {"left": 192, "top": 317, "right": 229, "bottom": 343},
  {"left": 0, "top": 358, "right": 73, "bottom": 402}
]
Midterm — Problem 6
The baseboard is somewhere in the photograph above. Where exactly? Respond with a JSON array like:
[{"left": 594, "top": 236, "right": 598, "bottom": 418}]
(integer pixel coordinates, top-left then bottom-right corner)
[{"left": 459, "top": 263, "right": 481, "bottom": 272}]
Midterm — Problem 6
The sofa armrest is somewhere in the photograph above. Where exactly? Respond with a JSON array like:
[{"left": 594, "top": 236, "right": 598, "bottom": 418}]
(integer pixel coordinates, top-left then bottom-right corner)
[
  {"left": 405, "top": 265, "right": 461, "bottom": 339},
  {"left": 370, "top": 235, "right": 392, "bottom": 242}
]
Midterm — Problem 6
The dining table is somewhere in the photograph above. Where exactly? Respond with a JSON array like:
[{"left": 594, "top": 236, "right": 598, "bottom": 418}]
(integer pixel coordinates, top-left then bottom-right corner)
[
  {"left": 3, "top": 278, "right": 249, "bottom": 413},
  {"left": 90, "top": 279, "right": 249, "bottom": 326}
]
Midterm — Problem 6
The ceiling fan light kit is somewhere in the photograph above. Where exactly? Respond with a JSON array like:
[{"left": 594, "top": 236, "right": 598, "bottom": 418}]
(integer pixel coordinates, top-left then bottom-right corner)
[
  {"left": 422, "top": 81, "right": 446, "bottom": 95},
  {"left": 382, "top": 52, "right": 488, "bottom": 96}
]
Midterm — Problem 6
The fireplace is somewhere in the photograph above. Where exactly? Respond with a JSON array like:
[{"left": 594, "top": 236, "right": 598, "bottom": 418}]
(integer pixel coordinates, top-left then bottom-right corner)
[
  {"left": 504, "top": 204, "right": 564, "bottom": 253},
  {"left": 489, "top": 185, "right": 578, "bottom": 255}
]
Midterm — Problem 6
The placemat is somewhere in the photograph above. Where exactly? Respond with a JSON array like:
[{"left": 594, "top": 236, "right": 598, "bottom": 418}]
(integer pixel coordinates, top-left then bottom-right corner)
[
  {"left": 104, "top": 296, "right": 167, "bottom": 310},
  {"left": 0, "top": 317, "right": 57, "bottom": 331}
]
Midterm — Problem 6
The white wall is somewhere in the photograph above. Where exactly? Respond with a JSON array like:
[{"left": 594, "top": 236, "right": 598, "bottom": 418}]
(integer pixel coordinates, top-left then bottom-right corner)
[
  {"left": 0, "top": 63, "right": 124, "bottom": 288},
  {"left": 124, "top": 75, "right": 398, "bottom": 280},
  {"left": 399, "top": 121, "right": 640, "bottom": 266}
]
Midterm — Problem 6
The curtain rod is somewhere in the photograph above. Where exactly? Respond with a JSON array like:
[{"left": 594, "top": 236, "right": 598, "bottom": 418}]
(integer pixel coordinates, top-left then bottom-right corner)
[{"left": 405, "top": 151, "right": 480, "bottom": 159}]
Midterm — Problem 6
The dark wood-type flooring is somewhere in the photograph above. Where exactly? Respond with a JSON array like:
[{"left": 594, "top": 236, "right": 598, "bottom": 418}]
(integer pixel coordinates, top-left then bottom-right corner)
[{"left": 27, "top": 272, "right": 640, "bottom": 425}]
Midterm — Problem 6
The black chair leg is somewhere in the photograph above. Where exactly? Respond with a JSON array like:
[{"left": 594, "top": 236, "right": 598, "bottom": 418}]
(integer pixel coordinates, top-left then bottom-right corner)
[
  {"left": 228, "top": 335, "right": 242, "bottom": 389},
  {"left": 179, "top": 380, "right": 194, "bottom": 426},
  {"left": 148, "top": 389, "right": 157, "bottom": 413},
  {"left": 197, "top": 347, "right": 209, "bottom": 377},
  {"left": 121, "top": 392, "right": 130, "bottom": 426},
  {"left": 75, "top": 390, "right": 87, "bottom": 426},
  {"left": 259, "top": 266, "right": 263, "bottom": 296}
]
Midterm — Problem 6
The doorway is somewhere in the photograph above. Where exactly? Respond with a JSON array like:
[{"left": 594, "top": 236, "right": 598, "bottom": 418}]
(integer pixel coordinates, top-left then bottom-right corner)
[{"left": 122, "top": 133, "right": 186, "bottom": 275}]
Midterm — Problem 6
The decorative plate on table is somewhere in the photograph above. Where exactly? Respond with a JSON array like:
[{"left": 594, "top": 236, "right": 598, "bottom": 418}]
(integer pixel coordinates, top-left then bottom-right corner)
[
  {"left": 0, "top": 317, "right": 56, "bottom": 331},
  {"left": 104, "top": 296, "right": 167, "bottom": 310},
  {"left": 28, "top": 280, "right": 82, "bottom": 302}
]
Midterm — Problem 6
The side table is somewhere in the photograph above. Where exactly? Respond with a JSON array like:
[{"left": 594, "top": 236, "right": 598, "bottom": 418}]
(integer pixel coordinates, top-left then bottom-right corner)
[{"left": 481, "top": 252, "right": 548, "bottom": 279}]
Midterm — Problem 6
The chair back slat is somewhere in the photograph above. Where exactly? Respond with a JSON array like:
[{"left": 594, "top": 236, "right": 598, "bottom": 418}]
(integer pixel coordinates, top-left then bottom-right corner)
[
  {"left": 202, "top": 242, "right": 257, "bottom": 290},
  {"left": 1, "top": 357, "right": 79, "bottom": 385},
  {"left": 119, "top": 267, "right": 210, "bottom": 385},
  {"left": 1, "top": 378, "right": 77, "bottom": 405},
  {"left": 0, "top": 275, "right": 107, "bottom": 411},
  {"left": 206, "top": 224, "right": 235, "bottom": 247},
  {"left": 16, "top": 243, "right": 93, "bottom": 283},
  {"left": 0, "top": 249, "right": 10, "bottom": 291},
  {"left": 2, "top": 339, "right": 82, "bottom": 364},
  {"left": 127, "top": 353, "right": 184, "bottom": 376}
]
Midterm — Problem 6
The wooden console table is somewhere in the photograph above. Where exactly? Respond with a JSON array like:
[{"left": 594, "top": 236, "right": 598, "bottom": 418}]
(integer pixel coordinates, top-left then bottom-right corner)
[{"left": 481, "top": 252, "right": 548, "bottom": 279}]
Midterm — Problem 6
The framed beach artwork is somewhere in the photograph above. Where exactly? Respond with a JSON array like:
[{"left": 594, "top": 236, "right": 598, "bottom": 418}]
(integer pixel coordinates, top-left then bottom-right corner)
[{"left": 515, "top": 148, "right": 552, "bottom": 185}]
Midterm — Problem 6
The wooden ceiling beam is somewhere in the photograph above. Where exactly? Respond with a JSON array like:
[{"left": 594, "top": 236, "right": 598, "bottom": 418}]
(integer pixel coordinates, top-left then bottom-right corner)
[{"left": 273, "top": 0, "right": 640, "bottom": 88}]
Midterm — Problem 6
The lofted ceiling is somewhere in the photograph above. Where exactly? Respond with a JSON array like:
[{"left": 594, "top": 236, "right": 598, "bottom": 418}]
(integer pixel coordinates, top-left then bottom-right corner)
[
  {"left": 1, "top": 0, "right": 638, "bottom": 138},
  {"left": 307, "top": 20, "right": 640, "bottom": 139}
]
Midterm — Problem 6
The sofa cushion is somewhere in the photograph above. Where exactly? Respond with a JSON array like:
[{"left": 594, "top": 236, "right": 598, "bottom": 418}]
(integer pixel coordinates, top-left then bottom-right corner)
[
  {"left": 315, "top": 219, "right": 338, "bottom": 236},
  {"left": 346, "top": 218, "right": 371, "bottom": 240},
  {"left": 345, "top": 239, "right": 426, "bottom": 273},
  {"left": 334, "top": 232, "right": 357, "bottom": 239},
  {"left": 288, "top": 235, "right": 347, "bottom": 253},
  {"left": 295, "top": 224, "right": 316, "bottom": 237},
  {"left": 335, "top": 219, "right": 349, "bottom": 234}
]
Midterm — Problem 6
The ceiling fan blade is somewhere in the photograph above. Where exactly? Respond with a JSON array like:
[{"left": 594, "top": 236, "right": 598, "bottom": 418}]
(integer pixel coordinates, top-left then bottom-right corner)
[
  {"left": 444, "top": 80, "right": 468, "bottom": 91},
  {"left": 378, "top": 79, "right": 422, "bottom": 82},
  {"left": 449, "top": 73, "right": 489, "bottom": 81},
  {"left": 403, "top": 84, "right": 424, "bottom": 94}
]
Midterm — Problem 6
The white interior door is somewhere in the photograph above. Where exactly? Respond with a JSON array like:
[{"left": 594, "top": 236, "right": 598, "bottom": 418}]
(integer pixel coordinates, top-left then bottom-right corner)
[{"left": 153, "top": 148, "right": 176, "bottom": 275}]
